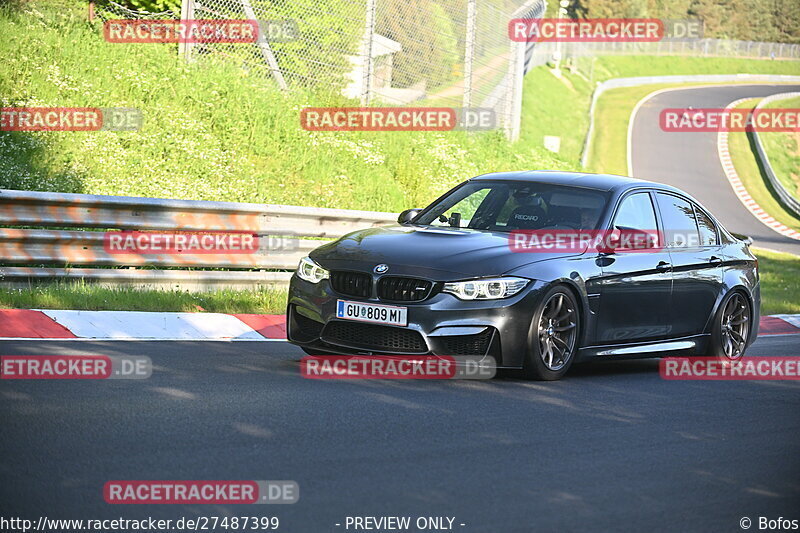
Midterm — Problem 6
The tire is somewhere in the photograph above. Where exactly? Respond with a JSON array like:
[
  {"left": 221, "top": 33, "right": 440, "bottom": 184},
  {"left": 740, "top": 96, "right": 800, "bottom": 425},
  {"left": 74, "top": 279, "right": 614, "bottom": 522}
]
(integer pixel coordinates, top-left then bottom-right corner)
[
  {"left": 522, "top": 285, "right": 581, "bottom": 380},
  {"left": 706, "top": 290, "right": 751, "bottom": 361}
]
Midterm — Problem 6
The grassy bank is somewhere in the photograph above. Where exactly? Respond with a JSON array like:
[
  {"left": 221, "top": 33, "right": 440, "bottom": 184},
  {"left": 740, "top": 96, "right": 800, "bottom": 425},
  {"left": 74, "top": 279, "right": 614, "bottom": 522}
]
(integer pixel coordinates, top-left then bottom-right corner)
[
  {"left": 0, "top": 282, "right": 289, "bottom": 314},
  {"left": 754, "top": 247, "right": 800, "bottom": 315},
  {"left": 0, "top": 1, "right": 568, "bottom": 212},
  {"left": 727, "top": 99, "right": 800, "bottom": 233},
  {"left": 759, "top": 95, "right": 800, "bottom": 201}
]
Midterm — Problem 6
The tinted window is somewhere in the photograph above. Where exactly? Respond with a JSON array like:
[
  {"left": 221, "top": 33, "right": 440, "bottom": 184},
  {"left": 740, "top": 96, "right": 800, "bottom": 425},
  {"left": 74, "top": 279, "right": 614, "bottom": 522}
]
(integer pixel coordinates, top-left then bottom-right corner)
[
  {"left": 425, "top": 187, "right": 491, "bottom": 228},
  {"left": 415, "top": 181, "right": 608, "bottom": 233},
  {"left": 656, "top": 193, "right": 700, "bottom": 248},
  {"left": 613, "top": 192, "right": 657, "bottom": 232},
  {"left": 693, "top": 205, "right": 718, "bottom": 246}
]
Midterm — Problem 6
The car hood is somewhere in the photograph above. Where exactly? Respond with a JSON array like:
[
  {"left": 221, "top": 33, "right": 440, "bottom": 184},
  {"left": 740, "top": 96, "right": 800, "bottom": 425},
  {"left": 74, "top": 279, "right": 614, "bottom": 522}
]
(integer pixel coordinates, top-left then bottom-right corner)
[{"left": 310, "top": 225, "right": 583, "bottom": 281}]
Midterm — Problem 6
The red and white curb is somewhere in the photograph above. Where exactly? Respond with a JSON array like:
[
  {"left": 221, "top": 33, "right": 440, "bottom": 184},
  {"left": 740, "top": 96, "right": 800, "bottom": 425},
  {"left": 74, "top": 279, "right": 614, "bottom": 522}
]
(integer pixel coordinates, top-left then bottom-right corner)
[
  {"left": 0, "top": 309, "right": 286, "bottom": 341},
  {"left": 0, "top": 309, "right": 798, "bottom": 340},
  {"left": 717, "top": 98, "right": 800, "bottom": 241}
]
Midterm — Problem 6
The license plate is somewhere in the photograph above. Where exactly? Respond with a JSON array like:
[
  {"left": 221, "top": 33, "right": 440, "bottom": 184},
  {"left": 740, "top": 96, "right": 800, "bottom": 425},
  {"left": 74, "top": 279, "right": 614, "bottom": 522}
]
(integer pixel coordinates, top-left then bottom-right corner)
[{"left": 336, "top": 300, "right": 407, "bottom": 326}]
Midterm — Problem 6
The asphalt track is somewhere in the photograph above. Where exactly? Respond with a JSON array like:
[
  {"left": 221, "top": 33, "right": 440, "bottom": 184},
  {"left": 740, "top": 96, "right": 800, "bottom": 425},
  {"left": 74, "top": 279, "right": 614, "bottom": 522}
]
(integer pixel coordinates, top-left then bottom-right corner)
[
  {"left": 629, "top": 83, "right": 800, "bottom": 256},
  {"left": 1, "top": 335, "right": 799, "bottom": 533}
]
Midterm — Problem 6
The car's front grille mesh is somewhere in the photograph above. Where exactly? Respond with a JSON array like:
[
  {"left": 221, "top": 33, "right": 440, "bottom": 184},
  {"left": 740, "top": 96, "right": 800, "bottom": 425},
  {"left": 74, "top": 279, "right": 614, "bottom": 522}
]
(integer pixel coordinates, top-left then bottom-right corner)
[
  {"left": 330, "top": 271, "right": 372, "bottom": 298},
  {"left": 322, "top": 321, "right": 427, "bottom": 353},
  {"left": 377, "top": 276, "right": 433, "bottom": 302},
  {"left": 437, "top": 329, "right": 494, "bottom": 356},
  {"left": 290, "top": 307, "right": 324, "bottom": 341}
]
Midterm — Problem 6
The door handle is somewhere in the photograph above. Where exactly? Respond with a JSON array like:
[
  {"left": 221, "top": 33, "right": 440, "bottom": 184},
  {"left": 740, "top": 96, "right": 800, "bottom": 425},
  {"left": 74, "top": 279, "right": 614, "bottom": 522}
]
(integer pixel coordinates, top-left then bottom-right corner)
[
  {"left": 709, "top": 256, "right": 723, "bottom": 265},
  {"left": 656, "top": 261, "right": 672, "bottom": 272}
]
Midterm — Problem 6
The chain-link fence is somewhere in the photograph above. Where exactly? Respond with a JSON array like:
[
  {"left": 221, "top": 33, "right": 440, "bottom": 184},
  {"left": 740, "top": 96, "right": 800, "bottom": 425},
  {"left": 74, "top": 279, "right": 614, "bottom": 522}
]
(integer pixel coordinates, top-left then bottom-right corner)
[
  {"left": 174, "top": 0, "right": 546, "bottom": 139},
  {"left": 93, "top": 0, "right": 178, "bottom": 21},
  {"left": 90, "top": 0, "right": 546, "bottom": 139},
  {"left": 530, "top": 38, "right": 800, "bottom": 80},
  {"left": 90, "top": 1, "right": 799, "bottom": 140}
]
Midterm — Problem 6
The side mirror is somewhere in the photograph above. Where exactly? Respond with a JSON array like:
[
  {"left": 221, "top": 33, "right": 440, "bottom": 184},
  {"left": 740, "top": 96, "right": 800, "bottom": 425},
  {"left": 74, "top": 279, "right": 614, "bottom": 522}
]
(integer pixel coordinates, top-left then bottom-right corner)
[
  {"left": 596, "top": 227, "right": 621, "bottom": 255},
  {"left": 397, "top": 208, "right": 422, "bottom": 224}
]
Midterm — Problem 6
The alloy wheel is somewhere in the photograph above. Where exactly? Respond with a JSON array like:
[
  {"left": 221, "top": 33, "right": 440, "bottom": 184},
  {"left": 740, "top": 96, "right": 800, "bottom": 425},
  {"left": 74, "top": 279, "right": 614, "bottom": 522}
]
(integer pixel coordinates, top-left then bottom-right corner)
[
  {"left": 538, "top": 292, "right": 578, "bottom": 371},
  {"left": 720, "top": 293, "right": 749, "bottom": 360}
]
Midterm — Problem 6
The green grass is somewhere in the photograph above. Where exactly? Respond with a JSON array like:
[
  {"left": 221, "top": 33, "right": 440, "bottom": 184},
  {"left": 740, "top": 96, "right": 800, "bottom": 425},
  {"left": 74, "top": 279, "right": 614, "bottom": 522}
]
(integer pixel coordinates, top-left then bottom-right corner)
[
  {"left": 0, "top": 1, "right": 569, "bottom": 212},
  {"left": 587, "top": 56, "right": 800, "bottom": 79},
  {"left": 754, "top": 247, "right": 800, "bottom": 315},
  {"left": 727, "top": 99, "right": 800, "bottom": 233},
  {"left": 518, "top": 68, "right": 594, "bottom": 164},
  {"left": 0, "top": 281, "right": 288, "bottom": 313},
  {"left": 759, "top": 96, "right": 800, "bottom": 201}
]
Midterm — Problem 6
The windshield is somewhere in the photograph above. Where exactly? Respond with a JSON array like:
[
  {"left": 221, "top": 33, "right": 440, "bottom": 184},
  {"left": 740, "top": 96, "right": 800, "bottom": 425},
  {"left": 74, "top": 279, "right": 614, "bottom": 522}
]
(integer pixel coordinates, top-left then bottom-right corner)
[{"left": 414, "top": 180, "right": 610, "bottom": 233}]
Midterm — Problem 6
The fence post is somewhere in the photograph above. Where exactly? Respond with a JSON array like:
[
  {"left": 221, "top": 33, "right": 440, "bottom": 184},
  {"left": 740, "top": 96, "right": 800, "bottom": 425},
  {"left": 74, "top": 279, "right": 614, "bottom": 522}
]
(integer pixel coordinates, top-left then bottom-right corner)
[
  {"left": 506, "top": 38, "right": 526, "bottom": 141},
  {"left": 178, "top": 0, "right": 195, "bottom": 62},
  {"left": 241, "top": 0, "right": 288, "bottom": 89},
  {"left": 360, "top": 0, "right": 377, "bottom": 106},
  {"left": 462, "top": 0, "right": 477, "bottom": 110}
]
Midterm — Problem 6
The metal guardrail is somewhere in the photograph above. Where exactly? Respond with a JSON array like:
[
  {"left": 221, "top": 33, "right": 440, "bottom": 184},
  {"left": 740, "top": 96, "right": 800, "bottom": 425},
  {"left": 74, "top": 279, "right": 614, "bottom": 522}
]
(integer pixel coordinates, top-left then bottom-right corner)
[
  {"left": 0, "top": 189, "right": 397, "bottom": 290},
  {"left": 749, "top": 92, "right": 800, "bottom": 218}
]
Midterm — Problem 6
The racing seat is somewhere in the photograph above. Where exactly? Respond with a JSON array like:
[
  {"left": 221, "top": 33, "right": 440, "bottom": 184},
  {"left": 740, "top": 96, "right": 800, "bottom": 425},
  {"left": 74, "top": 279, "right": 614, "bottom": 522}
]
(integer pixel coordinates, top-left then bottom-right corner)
[{"left": 507, "top": 204, "right": 547, "bottom": 230}]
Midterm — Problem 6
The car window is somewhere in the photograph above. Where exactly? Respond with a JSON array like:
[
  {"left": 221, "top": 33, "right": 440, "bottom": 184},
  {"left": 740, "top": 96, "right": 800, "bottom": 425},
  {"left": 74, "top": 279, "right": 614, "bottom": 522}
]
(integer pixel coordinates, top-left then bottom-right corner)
[
  {"left": 693, "top": 205, "right": 718, "bottom": 246},
  {"left": 426, "top": 187, "right": 491, "bottom": 227},
  {"left": 656, "top": 193, "right": 700, "bottom": 248},
  {"left": 613, "top": 192, "right": 657, "bottom": 232},
  {"left": 414, "top": 181, "right": 608, "bottom": 232}
]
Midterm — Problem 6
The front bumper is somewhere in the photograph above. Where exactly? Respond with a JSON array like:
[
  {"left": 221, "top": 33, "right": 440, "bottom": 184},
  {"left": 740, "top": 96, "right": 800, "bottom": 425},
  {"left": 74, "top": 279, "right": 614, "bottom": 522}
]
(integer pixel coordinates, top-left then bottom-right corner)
[{"left": 286, "top": 274, "right": 549, "bottom": 368}]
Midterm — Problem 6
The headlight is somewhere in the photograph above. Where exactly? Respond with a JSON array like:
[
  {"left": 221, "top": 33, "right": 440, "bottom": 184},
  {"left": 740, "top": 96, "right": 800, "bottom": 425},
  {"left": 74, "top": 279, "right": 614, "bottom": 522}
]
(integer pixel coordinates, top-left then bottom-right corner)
[
  {"left": 296, "top": 256, "right": 329, "bottom": 283},
  {"left": 443, "top": 277, "right": 528, "bottom": 300}
]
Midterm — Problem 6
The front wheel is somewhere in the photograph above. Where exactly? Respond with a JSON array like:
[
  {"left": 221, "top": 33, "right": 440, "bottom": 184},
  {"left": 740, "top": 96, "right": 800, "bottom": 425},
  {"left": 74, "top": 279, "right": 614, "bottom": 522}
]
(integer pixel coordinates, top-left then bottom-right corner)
[
  {"left": 523, "top": 285, "right": 581, "bottom": 380},
  {"left": 706, "top": 291, "right": 751, "bottom": 360}
]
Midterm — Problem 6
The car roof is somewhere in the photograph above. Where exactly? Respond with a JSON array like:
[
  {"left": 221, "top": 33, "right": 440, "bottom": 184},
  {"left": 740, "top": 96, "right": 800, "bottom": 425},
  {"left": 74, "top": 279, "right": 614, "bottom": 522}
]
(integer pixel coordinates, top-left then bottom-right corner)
[{"left": 469, "top": 170, "right": 683, "bottom": 195}]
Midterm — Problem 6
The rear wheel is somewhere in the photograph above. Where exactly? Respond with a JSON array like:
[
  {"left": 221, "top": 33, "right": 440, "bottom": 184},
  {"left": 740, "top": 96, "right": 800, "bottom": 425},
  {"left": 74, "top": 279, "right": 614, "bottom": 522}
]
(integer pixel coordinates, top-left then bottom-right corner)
[
  {"left": 523, "top": 285, "right": 580, "bottom": 380},
  {"left": 706, "top": 291, "right": 751, "bottom": 360}
]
